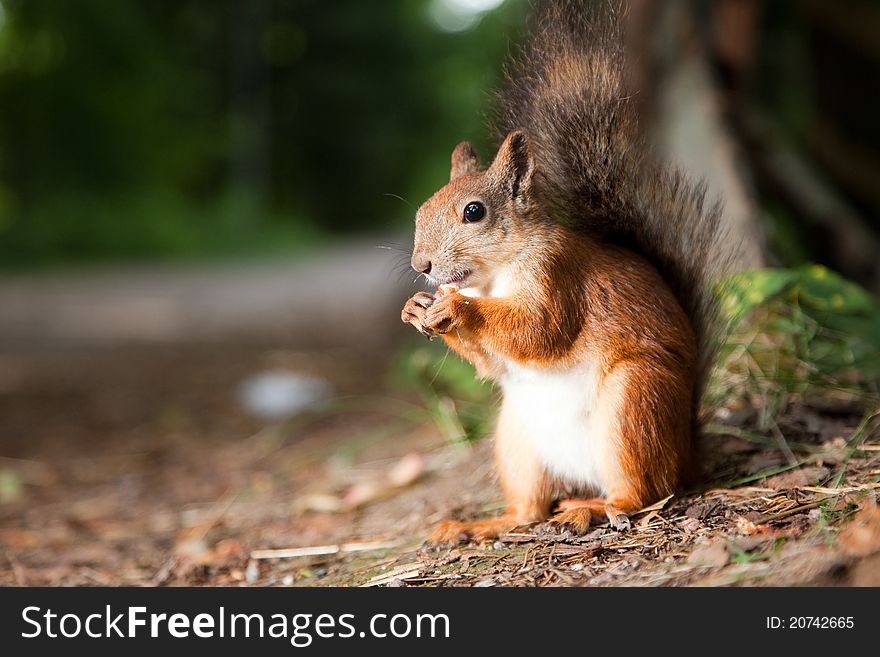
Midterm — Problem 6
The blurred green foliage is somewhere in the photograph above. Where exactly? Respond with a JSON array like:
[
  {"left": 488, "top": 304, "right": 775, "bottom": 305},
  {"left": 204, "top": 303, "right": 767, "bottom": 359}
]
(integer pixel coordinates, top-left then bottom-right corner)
[
  {"left": 0, "top": 0, "right": 527, "bottom": 266},
  {"left": 391, "top": 338, "right": 496, "bottom": 445},
  {"left": 713, "top": 265, "right": 880, "bottom": 427}
]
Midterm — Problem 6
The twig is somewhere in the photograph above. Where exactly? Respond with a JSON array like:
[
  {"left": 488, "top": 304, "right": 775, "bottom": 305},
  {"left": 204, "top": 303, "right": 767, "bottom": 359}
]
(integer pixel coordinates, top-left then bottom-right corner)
[
  {"left": 362, "top": 563, "right": 423, "bottom": 587},
  {"left": 250, "top": 540, "right": 400, "bottom": 560},
  {"left": 758, "top": 499, "right": 828, "bottom": 523}
]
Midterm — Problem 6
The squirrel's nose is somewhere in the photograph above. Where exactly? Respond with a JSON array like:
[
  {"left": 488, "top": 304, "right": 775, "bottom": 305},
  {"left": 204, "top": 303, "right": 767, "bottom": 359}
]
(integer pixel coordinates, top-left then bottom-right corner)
[{"left": 411, "top": 256, "right": 432, "bottom": 275}]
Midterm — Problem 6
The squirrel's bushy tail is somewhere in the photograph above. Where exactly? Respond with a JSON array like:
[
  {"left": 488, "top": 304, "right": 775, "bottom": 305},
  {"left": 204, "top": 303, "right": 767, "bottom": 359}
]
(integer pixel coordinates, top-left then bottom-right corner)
[{"left": 496, "top": 0, "right": 728, "bottom": 407}]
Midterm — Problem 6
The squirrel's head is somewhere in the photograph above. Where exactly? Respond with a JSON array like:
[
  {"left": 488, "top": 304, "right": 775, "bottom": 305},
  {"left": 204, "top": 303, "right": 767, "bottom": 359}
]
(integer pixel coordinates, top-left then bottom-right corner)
[{"left": 411, "top": 130, "right": 536, "bottom": 292}]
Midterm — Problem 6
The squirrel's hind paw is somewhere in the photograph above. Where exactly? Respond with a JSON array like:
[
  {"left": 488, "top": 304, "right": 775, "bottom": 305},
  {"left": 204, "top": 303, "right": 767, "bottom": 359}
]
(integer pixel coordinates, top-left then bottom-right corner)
[
  {"left": 608, "top": 512, "right": 631, "bottom": 531},
  {"left": 554, "top": 497, "right": 633, "bottom": 532},
  {"left": 549, "top": 507, "right": 593, "bottom": 534},
  {"left": 426, "top": 516, "right": 518, "bottom": 546}
]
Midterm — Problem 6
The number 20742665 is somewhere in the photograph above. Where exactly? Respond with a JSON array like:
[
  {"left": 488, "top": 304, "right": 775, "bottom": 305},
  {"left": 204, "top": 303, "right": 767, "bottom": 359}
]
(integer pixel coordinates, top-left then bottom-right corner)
[{"left": 766, "top": 617, "right": 854, "bottom": 629}]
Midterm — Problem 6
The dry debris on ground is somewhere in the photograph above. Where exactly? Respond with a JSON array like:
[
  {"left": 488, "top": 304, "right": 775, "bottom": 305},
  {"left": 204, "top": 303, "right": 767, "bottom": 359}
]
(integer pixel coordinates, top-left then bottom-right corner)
[{"left": 1, "top": 342, "right": 877, "bottom": 587}]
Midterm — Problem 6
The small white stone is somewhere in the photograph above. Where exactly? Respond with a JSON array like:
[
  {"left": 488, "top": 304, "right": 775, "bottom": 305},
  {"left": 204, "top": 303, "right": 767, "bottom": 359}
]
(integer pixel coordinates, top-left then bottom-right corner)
[
  {"left": 245, "top": 560, "right": 260, "bottom": 583},
  {"left": 238, "top": 370, "right": 333, "bottom": 420}
]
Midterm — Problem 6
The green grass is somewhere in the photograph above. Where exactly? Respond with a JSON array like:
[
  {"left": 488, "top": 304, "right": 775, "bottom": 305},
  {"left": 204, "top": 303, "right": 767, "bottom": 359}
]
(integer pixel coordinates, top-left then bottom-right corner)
[
  {"left": 389, "top": 338, "right": 497, "bottom": 446},
  {"left": 710, "top": 265, "right": 880, "bottom": 429}
]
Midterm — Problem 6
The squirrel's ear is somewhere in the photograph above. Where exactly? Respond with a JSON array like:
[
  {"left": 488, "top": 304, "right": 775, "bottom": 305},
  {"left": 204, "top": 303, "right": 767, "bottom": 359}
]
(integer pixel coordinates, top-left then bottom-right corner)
[
  {"left": 450, "top": 141, "right": 481, "bottom": 180},
  {"left": 491, "top": 130, "right": 533, "bottom": 202}
]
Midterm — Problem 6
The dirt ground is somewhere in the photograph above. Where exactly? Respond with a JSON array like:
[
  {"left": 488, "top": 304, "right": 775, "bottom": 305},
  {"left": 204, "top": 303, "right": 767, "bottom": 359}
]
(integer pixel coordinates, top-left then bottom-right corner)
[{"left": 1, "top": 335, "right": 878, "bottom": 588}]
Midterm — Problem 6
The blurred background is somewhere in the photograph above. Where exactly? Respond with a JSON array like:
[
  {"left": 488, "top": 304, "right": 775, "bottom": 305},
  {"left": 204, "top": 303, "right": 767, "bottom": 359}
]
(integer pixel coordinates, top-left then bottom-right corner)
[
  {"left": 0, "top": 0, "right": 526, "bottom": 266},
  {"left": 0, "top": 0, "right": 878, "bottom": 586}
]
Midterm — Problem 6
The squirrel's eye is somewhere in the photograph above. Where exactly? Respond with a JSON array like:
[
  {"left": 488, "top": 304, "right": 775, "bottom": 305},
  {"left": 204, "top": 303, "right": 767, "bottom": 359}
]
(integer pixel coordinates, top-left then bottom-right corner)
[{"left": 463, "top": 201, "right": 486, "bottom": 223}]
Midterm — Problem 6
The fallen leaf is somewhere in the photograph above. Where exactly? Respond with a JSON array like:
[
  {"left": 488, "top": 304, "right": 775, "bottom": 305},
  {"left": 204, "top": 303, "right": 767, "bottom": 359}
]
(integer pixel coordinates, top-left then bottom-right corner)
[
  {"left": 687, "top": 541, "right": 729, "bottom": 568},
  {"left": 342, "top": 452, "right": 427, "bottom": 510},
  {"left": 838, "top": 503, "right": 880, "bottom": 557},
  {"left": 343, "top": 480, "right": 385, "bottom": 508},
  {"left": 734, "top": 515, "right": 759, "bottom": 536},
  {"left": 685, "top": 501, "right": 719, "bottom": 520},
  {"left": 174, "top": 537, "right": 212, "bottom": 564},
  {"left": 634, "top": 494, "right": 674, "bottom": 515},
  {"left": 387, "top": 452, "right": 426, "bottom": 487},
  {"left": 678, "top": 517, "right": 702, "bottom": 534},
  {"left": 848, "top": 553, "right": 880, "bottom": 586},
  {"left": 291, "top": 493, "right": 344, "bottom": 515}
]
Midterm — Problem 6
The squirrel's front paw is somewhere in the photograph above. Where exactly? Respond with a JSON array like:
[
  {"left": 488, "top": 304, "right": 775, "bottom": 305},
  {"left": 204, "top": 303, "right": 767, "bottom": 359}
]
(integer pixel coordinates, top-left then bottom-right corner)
[
  {"left": 401, "top": 292, "right": 436, "bottom": 336},
  {"left": 422, "top": 293, "right": 462, "bottom": 334}
]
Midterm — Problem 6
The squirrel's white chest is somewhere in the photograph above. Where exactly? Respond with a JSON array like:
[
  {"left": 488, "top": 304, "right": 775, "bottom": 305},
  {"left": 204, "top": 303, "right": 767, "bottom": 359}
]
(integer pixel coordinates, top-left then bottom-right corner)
[{"left": 500, "top": 360, "right": 615, "bottom": 492}]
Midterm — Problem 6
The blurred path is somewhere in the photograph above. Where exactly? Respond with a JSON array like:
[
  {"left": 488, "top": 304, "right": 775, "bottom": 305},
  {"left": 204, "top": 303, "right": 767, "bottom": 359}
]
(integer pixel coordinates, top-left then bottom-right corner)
[
  {"left": 0, "top": 238, "right": 413, "bottom": 349},
  {"left": 0, "top": 238, "right": 417, "bottom": 457}
]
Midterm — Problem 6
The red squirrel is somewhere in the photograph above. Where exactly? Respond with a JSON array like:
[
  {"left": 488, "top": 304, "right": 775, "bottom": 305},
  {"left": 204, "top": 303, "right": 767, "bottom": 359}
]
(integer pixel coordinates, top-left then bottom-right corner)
[{"left": 401, "top": 1, "right": 728, "bottom": 543}]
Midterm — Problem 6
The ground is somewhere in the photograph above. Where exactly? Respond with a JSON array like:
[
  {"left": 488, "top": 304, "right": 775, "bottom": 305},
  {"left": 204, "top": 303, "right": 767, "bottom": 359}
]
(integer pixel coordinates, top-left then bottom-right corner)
[{"left": 1, "top": 338, "right": 878, "bottom": 587}]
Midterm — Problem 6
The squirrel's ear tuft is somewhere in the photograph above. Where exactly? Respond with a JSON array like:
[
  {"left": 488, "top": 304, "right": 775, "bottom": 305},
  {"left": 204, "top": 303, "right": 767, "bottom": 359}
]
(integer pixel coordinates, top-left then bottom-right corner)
[
  {"left": 450, "top": 141, "right": 481, "bottom": 180},
  {"left": 491, "top": 130, "right": 534, "bottom": 202}
]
